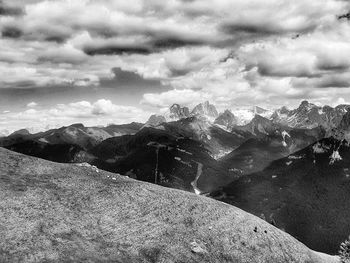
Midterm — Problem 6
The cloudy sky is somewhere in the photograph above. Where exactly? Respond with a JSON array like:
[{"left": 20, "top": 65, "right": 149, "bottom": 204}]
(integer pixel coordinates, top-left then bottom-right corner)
[{"left": 1, "top": 0, "right": 350, "bottom": 133}]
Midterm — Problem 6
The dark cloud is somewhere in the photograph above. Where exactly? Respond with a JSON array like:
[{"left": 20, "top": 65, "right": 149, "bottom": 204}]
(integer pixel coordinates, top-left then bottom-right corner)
[
  {"left": 338, "top": 12, "right": 350, "bottom": 20},
  {"left": 0, "top": 1, "right": 23, "bottom": 16},
  {"left": 1, "top": 26, "right": 23, "bottom": 38},
  {"left": 318, "top": 78, "right": 350, "bottom": 88},
  {"left": 44, "top": 35, "right": 67, "bottom": 43},
  {"left": 221, "top": 23, "right": 281, "bottom": 35},
  {"left": 317, "top": 64, "right": 350, "bottom": 72},
  {"left": 168, "top": 68, "right": 192, "bottom": 77},
  {"left": 220, "top": 22, "right": 315, "bottom": 37},
  {"left": 83, "top": 45, "right": 151, "bottom": 56},
  {"left": 100, "top": 67, "right": 162, "bottom": 88},
  {"left": 82, "top": 36, "right": 208, "bottom": 57},
  {"left": 1, "top": 80, "right": 37, "bottom": 89},
  {"left": 256, "top": 62, "right": 319, "bottom": 78},
  {"left": 152, "top": 37, "right": 205, "bottom": 49}
]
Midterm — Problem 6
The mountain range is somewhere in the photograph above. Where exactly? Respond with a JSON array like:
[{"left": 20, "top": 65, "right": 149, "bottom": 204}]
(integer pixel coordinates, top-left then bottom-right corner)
[{"left": 1, "top": 100, "right": 350, "bottom": 255}]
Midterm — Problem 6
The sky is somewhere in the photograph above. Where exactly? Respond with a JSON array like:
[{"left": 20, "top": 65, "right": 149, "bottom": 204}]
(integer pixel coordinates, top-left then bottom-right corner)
[{"left": 1, "top": 0, "right": 350, "bottom": 133}]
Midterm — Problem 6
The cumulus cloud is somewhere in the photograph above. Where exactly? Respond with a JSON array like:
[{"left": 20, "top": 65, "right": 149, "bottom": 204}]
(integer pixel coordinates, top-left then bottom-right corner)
[
  {"left": 1, "top": 0, "right": 350, "bottom": 116},
  {"left": 27, "top": 102, "right": 38, "bottom": 108},
  {"left": 0, "top": 99, "right": 150, "bottom": 133}
]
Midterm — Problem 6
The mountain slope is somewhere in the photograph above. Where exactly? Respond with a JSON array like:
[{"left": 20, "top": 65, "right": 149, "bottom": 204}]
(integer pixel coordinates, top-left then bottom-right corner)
[
  {"left": 191, "top": 101, "right": 219, "bottom": 120},
  {"left": 91, "top": 127, "right": 234, "bottom": 193},
  {"left": 0, "top": 148, "right": 338, "bottom": 263},
  {"left": 272, "top": 101, "right": 350, "bottom": 130},
  {"left": 218, "top": 137, "right": 350, "bottom": 254},
  {"left": 0, "top": 123, "right": 143, "bottom": 150},
  {"left": 220, "top": 127, "right": 324, "bottom": 174}
]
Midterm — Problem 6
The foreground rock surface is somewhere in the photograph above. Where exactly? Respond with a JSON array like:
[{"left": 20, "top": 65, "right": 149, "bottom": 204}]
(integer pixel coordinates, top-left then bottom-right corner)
[{"left": 0, "top": 148, "right": 338, "bottom": 263}]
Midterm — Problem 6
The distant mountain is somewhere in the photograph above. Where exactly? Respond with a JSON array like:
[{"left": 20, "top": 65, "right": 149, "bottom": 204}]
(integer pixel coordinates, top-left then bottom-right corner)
[
  {"left": 144, "top": 114, "right": 166, "bottom": 127},
  {"left": 330, "top": 110, "right": 350, "bottom": 141},
  {"left": 165, "top": 104, "right": 191, "bottom": 121},
  {"left": 4, "top": 140, "right": 92, "bottom": 163},
  {"left": 237, "top": 115, "right": 279, "bottom": 136},
  {"left": 0, "top": 148, "right": 337, "bottom": 263},
  {"left": 218, "top": 137, "right": 350, "bottom": 254},
  {"left": 191, "top": 101, "right": 219, "bottom": 120},
  {"left": 0, "top": 123, "right": 143, "bottom": 150},
  {"left": 272, "top": 100, "right": 350, "bottom": 130},
  {"left": 214, "top": 110, "right": 237, "bottom": 131},
  {"left": 9, "top": 128, "right": 31, "bottom": 136},
  {"left": 220, "top": 127, "right": 324, "bottom": 175},
  {"left": 90, "top": 127, "right": 235, "bottom": 193},
  {"left": 160, "top": 116, "right": 251, "bottom": 158},
  {"left": 231, "top": 106, "right": 273, "bottom": 125}
]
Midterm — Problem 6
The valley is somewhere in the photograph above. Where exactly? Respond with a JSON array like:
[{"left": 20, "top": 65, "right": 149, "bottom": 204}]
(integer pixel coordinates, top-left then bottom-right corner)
[{"left": 1, "top": 100, "right": 350, "bottom": 257}]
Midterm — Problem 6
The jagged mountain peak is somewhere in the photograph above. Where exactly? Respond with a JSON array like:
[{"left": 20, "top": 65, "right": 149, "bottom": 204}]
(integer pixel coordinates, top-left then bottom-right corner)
[
  {"left": 214, "top": 109, "right": 237, "bottom": 130},
  {"left": 253, "top": 106, "right": 268, "bottom": 115},
  {"left": 238, "top": 114, "right": 277, "bottom": 136},
  {"left": 298, "top": 100, "right": 317, "bottom": 109},
  {"left": 271, "top": 100, "right": 350, "bottom": 130},
  {"left": 167, "top": 104, "right": 190, "bottom": 120},
  {"left": 338, "top": 110, "right": 350, "bottom": 130},
  {"left": 144, "top": 114, "right": 167, "bottom": 127},
  {"left": 330, "top": 110, "right": 350, "bottom": 141},
  {"left": 191, "top": 101, "right": 219, "bottom": 119},
  {"left": 251, "top": 114, "right": 270, "bottom": 122},
  {"left": 279, "top": 106, "right": 290, "bottom": 114}
]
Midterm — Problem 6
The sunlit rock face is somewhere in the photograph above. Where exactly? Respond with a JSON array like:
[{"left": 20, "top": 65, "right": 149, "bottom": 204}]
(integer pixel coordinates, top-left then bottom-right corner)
[
  {"left": 191, "top": 101, "right": 219, "bottom": 120},
  {"left": 167, "top": 104, "right": 191, "bottom": 121}
]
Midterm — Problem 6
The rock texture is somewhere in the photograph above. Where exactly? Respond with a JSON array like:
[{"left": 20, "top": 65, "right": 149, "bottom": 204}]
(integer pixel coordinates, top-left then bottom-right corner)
[
  {"left": 191, "top": 101, "right": 219, "bottom": 120},
  {"left": 0, "top": 148, "right": 338, "bottom": 263}
]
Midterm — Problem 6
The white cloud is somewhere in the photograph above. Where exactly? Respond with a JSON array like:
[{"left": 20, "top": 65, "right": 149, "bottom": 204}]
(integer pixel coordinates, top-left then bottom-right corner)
[
  {"left": 27, "top": 102, "right": 38, "bottom": 107},
  {"left": 142, "top": 89, "right": 211, "bottom": 108},
  {"left": 1, "top": 0, "right": 350, "bottom": 118},
  {"left": 0, "top": 99, "right": 150, "bottom": 133}
]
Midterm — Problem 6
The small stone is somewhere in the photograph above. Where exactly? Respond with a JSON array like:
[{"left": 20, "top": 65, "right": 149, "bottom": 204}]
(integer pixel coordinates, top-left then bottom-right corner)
[{"left": 190, "top": 241, "right": 207, "bottom": 254}]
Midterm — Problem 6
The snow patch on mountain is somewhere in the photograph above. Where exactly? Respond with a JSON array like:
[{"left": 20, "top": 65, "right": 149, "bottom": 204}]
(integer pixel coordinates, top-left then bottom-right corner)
[
  {"left": 177, "top": 148, "right": 193, "bottom": 155},
  {"left": 288, "top": 155, "right": 304, "bottom": 160},
  {"left": 38, "top": 138, "right": 49, "bottom": 143},
  {"left": 210, "top": 148, "right": 233, "bottom": 160},
  {"left": 230, "top": 109, "right": 255, "bottom": 125},
  {"left": 281, "top": 130, "right": 291, "bottom": 147},
  {"left": 313, "top": 142, "right": 330, "bottom": 153},
  {"left": 329, "top": 150, "right": 342, "bottom": 164}
]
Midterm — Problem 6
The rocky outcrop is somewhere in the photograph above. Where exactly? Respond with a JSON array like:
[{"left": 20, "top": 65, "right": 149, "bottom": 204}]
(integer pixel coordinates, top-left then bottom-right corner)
[
  {"left": 214, "top": 110, "right": 237, "bottom": 130},
  {"left": 144, "top": 114, "right": 167, "bottom": 127},
  {"left": 168, "top": 104, "right": 190, "bottom": 120},
  {"left": 191, "top": 101, "right": 219, "bottom": 120},
  {"left": 272, "top": 100, "right": 350, "bottom": 130}
]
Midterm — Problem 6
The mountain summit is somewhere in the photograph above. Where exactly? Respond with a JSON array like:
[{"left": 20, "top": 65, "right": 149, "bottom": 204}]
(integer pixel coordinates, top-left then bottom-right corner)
[
  {"left": 167, "top": 104, "right": 191, "bottom": 120},
  {"left": 272, "top": 100, "right": 350, "bottom": 129},
  {"left": 191, "top": 101, "right": 219, "bottom": 120}
]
